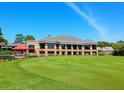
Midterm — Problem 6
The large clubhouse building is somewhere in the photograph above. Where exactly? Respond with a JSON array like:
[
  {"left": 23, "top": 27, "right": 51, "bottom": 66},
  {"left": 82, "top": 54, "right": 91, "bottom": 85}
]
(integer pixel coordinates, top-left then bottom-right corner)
[{"left": 27, "top": 35, "right": 98, "bottom": 56}]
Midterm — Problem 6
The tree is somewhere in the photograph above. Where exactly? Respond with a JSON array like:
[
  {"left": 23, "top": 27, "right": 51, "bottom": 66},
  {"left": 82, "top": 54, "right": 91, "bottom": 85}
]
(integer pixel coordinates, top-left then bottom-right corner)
[
  {"left": 14, "top": 34, "right": 25, "bottom": 44},
  {"left": 98, "top": 41, "right": 113, "bottom": 47},
  {"left": 0, "top": 28, "right": 8, "bottom": 44},
  {"left": 117, "top": 40, "right": 124, "bottom": 44},
  {"left": 0, "top": 38, "right": 8, "bottom": 44},
  {"left": 0, "top": 28, "right": 3, "bottom": 36},
  {"left": 113, "top": 41, "right": 124, "bottom": 50},
  {"left": 112, "top": 40, "right": 124, "bottom": 56},
  {"left": 25, "top": 35, "right": 35, "bottom": 42}
]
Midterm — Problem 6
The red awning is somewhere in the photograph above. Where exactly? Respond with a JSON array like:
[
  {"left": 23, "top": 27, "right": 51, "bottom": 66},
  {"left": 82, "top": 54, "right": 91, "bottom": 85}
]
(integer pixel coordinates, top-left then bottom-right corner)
[{"left": 12, "top": 44, "right": 30, "bottom": 50}]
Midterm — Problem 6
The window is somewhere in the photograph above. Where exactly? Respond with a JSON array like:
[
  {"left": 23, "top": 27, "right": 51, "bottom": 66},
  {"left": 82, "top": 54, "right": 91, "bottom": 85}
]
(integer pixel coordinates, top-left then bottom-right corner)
[
  {"left": 40, "top": 51, "right": 45, "bottom": 54},
  {"left": 67, "top": 51, "right": 71, "bottom": 55},
  {"left": 73, "top": 51, "right": 77, "bottom": 55},
  {"left": 92, "top": 45, "right": 97, "bottom": 50},
  {"left": 78, "top": 45, "right": 82, "bottom": 50},
  {"left": 48, "top": 43, "right": 55, "bottom": 49},
  {"left": 48, "top": 51, "right": 54, "bottom": 55},
  {"left": 62, "top": 51, "right": 65, "bottom": 55},
  {"left": 79, "top": 51, "right": 82, "bottom": 55},
  {"left": 56, "top": 44, "right": 59, "bottom": 49},
  {"left": 84, "top": 45, "right": 90, "bottom": 50},
  {"left": 28, "top": 45, "right": 35, "bottom": 53},
  {"left": 61, "top": 44, "right": 65, "bottom": 49},
  {"left": 67, "top": 45, "right": 71, "bottom": 49},
  {"left": 40, "top": 43, "right": 45, "bottom": 49},
  {"left": 73, "top": 45, "right": 77, "bottom": 49}
]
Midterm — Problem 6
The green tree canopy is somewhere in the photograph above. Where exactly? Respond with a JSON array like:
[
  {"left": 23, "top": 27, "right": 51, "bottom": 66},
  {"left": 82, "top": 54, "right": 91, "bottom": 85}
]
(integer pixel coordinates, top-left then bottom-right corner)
[
  {"left": 25, "top": 35, "right": 35, "bottom": 42},
  {"left": 97, "top": 41, "right": 113, "bottom": 47},
  {"left": 117, "top": 40, "right": 124, "bottom": 44},
  {"left": 112, "top": 40, "right": 124, "bottom": 51},
  {"left": 14, "top": 34, "right": 25, "bottom": 44},
  {"left": 0, "top": 28, "right": 3, "bottom": 36},
  {"left": 0, "top": 28, "right": 8, "bottom": 44}
]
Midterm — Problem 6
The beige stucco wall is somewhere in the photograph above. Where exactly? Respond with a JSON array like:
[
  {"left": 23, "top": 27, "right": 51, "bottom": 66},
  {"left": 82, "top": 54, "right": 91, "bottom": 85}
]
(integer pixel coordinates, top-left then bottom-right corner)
[
  {"left": 27, "top": 41, "right": 98, "bottom": 56},
  {"left": 27, "top": 40, "right": 40, "bottom": 56}
]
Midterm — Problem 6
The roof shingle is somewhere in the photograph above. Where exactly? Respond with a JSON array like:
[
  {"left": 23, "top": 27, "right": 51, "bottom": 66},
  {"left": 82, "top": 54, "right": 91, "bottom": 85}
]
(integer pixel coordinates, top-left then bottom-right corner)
[{"left": 39, "top": 35, "right": 97, "bottom": 45}]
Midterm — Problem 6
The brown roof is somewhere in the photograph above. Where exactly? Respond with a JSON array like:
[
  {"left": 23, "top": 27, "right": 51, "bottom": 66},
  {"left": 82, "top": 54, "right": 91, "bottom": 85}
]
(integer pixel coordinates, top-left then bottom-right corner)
[{"left": 39, "top": 35, "right": 97, "bottom": 45}]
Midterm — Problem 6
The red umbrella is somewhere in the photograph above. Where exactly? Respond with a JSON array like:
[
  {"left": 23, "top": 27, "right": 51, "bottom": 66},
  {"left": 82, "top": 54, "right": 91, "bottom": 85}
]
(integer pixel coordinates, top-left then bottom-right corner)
[{"left": 12, "top": 44, "right": 30, "bottom": 50}]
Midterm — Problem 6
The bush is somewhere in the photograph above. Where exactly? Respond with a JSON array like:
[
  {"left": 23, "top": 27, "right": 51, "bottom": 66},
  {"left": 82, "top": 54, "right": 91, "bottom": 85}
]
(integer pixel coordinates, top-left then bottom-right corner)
[
  {"left": 0, "top": 55, "right": 14, "bottom": 61},
  {"left": 26, "top": 55, "right": 37, "bottom": 59},
  {"left": 113, "top": 50, "right": 124, "bottom": 56},
  {"left": 98, "top": 51, "right": 105, "bottom": 56},
  {"left": 0, "top": 50, "right": 16, "bottom": 55}
]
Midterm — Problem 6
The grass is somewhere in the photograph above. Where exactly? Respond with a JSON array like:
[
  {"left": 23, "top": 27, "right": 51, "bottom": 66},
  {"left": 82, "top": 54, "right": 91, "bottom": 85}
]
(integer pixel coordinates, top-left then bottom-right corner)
[{"left": 0, "top": 56, "right": 124, "bottom": 89}]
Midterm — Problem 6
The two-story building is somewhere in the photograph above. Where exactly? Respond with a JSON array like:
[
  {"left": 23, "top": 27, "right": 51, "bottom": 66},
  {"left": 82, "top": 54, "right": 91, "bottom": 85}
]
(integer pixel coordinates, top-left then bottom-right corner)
[{"left": 27, "top": 35, "right": 98, "bottom": 56}]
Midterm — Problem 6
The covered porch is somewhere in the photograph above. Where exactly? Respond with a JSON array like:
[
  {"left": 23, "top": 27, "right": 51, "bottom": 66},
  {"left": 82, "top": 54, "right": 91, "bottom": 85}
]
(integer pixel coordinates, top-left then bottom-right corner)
[{"left": 12, "top": 44, "right": 30, "bottom": 59}]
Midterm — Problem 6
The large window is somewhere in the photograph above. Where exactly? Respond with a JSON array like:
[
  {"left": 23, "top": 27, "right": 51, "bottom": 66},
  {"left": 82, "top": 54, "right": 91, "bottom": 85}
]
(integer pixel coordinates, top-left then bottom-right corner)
[
  {"left": 92, "top": 45, "right": 97, "bottom": 50},
  {"left": 28, "top": 45, "right": 35, "bottom": 53},
  {"left": 61, "top": 44, "right": 65, "bottom": 49},
  {"left": 67, "top": 45, "right": 71, "bottom": 49},
  {"left": 78, "top": 45, "right": 82, "bottom": 50},
  {"left": 56, "top": 44, "right": 59, "bottom": 49},
  {"left": 73, "top": 45, "right": 77, "bottom": 49},
  {"left": 40, "top": 43, "right": 45, "bottom": 49},
  {"left": 84, "top": 45, "right": 90, "bottom": 50},
  {"left": 48, "top": 43, "right": 55, "bottom": 49}
]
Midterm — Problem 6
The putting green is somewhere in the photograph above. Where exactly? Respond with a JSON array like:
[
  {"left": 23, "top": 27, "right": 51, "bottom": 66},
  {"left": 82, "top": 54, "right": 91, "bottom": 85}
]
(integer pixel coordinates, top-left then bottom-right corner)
[{"left": 0, "top": 56, "right": 124, "bottom": 89}]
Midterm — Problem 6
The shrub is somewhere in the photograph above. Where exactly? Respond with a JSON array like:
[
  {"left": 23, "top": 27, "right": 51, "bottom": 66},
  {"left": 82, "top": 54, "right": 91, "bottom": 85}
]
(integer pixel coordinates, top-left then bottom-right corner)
[
  {"left": 113, "top": 50, "right": 124, "bottom": 56},
  {"left": 0, "top": 55, "right": 14, "bottom": 61},
  {"left": 26, "top": 55, "right": 37, "bottom": 59},
  {"left": 98, "top": 51, "right": 105, "bottom": 56},
  {"left": 0, "top": 50, "right": 16, "bottom": 55}
]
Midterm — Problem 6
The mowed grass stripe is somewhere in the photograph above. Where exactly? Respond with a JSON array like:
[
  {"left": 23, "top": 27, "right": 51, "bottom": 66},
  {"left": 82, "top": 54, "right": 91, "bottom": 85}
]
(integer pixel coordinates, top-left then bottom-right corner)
[
  {"left": 0, "top": 60, "right": 82, "bottom": 90},
  {"left": 20, "top": 56, "right": 124, "bottom": 89},
  {"left": 0, "top": 56, "right": 124, "bottom": 89}
]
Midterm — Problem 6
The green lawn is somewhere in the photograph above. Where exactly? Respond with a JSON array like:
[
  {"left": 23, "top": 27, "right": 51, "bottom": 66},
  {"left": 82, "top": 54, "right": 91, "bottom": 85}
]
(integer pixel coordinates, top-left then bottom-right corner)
[{"left": 0, "top": 56, "right": 124, "bottom": 90}]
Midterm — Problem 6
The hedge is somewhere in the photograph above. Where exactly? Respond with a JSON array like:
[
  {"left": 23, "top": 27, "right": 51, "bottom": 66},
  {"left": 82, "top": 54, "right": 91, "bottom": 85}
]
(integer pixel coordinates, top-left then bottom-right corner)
[{"left": 0, "top": 55, "right": 14, "bottom": 61}]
